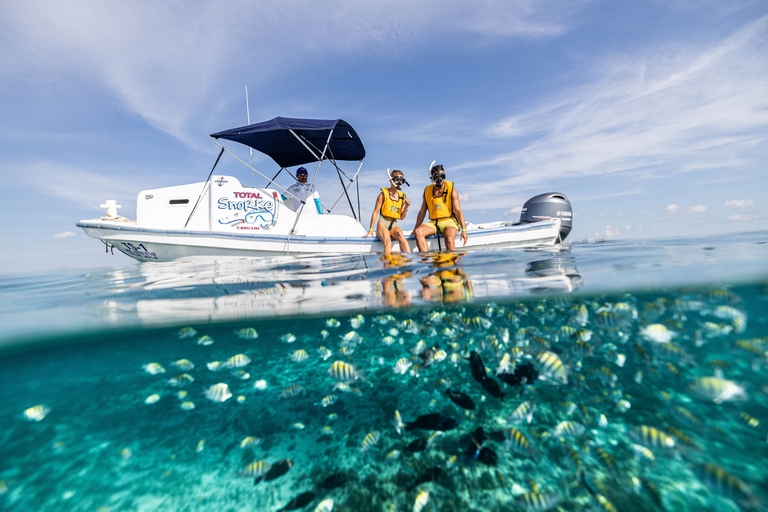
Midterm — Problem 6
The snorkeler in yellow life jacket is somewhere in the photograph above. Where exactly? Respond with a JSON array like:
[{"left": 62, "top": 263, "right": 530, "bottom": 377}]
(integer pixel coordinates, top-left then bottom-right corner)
[
  {"left": 413, "top": 164, "right": 468, "bottom": 252},
  {"left": 424, "top": 181, "right": 454, "bottom": 220},
  {"left": 380, "top": 187, "right": 407, "bottom": 228},
  {"left": 364, "top": 169, "right": 412, "bottom": 254}
]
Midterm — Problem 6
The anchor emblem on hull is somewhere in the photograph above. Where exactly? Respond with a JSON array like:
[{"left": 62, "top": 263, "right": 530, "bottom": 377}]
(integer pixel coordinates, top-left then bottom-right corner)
[{"left": 214, "top": 177, "right": 228, "bottom": 187}]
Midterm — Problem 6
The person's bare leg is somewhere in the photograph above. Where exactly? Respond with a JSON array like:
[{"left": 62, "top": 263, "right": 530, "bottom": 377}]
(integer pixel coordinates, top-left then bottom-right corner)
[
  {"left": 442, "top": 226, "right": 458, "bottom": 250},
  {"left": 391, "top": 226, "right": 410, "bottom": 253},
  {"left": 376, "top": 223, "right": 392, "bottom": 254},
  {"left": 413, "top": 224, "right": 435, "bottom": 252}
]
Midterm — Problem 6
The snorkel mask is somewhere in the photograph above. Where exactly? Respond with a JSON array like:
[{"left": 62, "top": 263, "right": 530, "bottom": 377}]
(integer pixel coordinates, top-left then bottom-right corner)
[
  {"left": 430, "top": 164, "right": 445, "bottom": 187},
  {"left": 387, "top": 169, "right": 410, "bottom": 190}
]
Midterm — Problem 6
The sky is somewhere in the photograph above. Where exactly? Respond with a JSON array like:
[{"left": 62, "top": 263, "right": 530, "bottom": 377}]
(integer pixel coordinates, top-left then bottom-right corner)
[{"left": 1, "top": 0, "right": 767, "bottom": 274}]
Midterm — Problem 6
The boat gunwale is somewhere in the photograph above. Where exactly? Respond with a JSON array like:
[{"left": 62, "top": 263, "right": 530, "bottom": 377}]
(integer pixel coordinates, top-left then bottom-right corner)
[{"left": 75, "top": 218, "right": 561, "bottom": 243}]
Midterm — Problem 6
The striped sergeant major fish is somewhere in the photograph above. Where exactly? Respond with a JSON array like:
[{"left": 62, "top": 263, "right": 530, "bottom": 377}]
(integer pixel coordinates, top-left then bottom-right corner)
[
  {"left": 534, "top": 351, "right": 568, "bottom": 385},
  {"left": 629, "top": 425, "right": 676, "bottom": 449},
  {"left": 692, "top": 462, "right": 760, "bottom": 509},
  {"left": 515, "top": 492, "right": 562, "bottom": 512},
  {"left": 327, "top": 360, "right": 363, "bottom": 384}
]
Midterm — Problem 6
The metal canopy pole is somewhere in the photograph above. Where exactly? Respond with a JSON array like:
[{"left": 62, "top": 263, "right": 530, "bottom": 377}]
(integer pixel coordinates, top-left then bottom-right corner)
[
  {"left": 184, "top": 147, "right": 224, "bottom": 229},
  {"left": 208, "top": 137, "right": 297, "bottom": 201},
  {"left": 266, "top": 168, "right": 286, "bottom": 188},
  {"left": 329, "top": 159, "right": 364, "bottom": 212},
  {"left": 286, "top": 129, "right": 334, "bottom": 253},
  {"left": 288, "top": 129, "right": 329, "bottom": 212}
]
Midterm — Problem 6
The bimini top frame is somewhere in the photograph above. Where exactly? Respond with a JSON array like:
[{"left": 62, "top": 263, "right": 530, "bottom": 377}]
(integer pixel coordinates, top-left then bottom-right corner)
[{"left": 209, "top": 117, "right": 366, "bottom": 221}]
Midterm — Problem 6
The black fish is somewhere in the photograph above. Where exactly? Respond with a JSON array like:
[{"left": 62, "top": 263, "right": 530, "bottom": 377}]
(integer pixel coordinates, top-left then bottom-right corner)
[
  {"left": 405, "top": 413, "right": 459, "bottom": 432},
  {"left": 408, "top": 467, "right": 443, "bottom": 491},
  {"left": 317, "top": 472, "right": 347, "bottom": 490},
  {"left": 481, "top": 377, "right": 504, "bottom": 399},
  {"left": 446, "top": 389, "right": 476, "bottom": 410},
  {"left": 464, "top": 441, "right": 481, "bottom": 461},
  {"left": 468, "top": 351, "right": 487, "bottom": 383},
  {"left": 278, "top": 491, "right": 315, "bottom": 511},
  {"left": 419, "top": 344, "right": 440, "bottom": 367},
  {"left": 257, "top": 459, "right": 293, "bottom": 483},
  {"left": 463, "top": 427, "right": 487, "bottom": 462},
  {"left": 405, "top": 438, "right": 428, "bottom": 452},
  {"left": 471, "top": 427, "right": 486, "bottom": 445},
  {"left": 487, "top": 430, "right": 507, "bottom": 443},
  {"left": 498, "top": 363, "right": 538, "bottom": 387},
  {"left": 476, "top": 446, "right": 498, "bottom": 466}
]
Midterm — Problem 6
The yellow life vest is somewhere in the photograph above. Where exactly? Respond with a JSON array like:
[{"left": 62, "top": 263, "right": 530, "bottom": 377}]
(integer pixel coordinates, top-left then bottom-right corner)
[
  {"left": 424, "top": 181, "right": 454, "bottom": 220},
  {"left": 380, "top": 188, "right": 405, "bottom": 219}
]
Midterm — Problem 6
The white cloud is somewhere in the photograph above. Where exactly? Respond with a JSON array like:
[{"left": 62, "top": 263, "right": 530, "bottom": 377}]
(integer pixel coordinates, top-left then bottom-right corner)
[
  {"left": 0, "top": 1, "right": 581, "bottom": 146},
  {"left": 727, "top": 213, "right": 759, "bottom": 221},
  {"left": 15, "top": 161, "right": 157, "bottom": 208},
  {"left": 664, "top": 204, "right": 679, "bottom": 214},
  {"left": 725, "top": 199, "right": 754, "bottom": 207},
  {"left": 455, "top": 15, "right": 768, "bottom": 195},
  {"left": 54, "top": 231, "right": 77, "bottom": 239},
  {"left": 689, "top": 205, "right": 708, "bottom": 213},
  {"left": 502, "top": 206, "right": 522, "bottom": 217}
]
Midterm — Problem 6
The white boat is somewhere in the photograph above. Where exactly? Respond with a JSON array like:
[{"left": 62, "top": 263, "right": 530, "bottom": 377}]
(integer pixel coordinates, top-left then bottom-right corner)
[{"left": 77, "top": 117, "right": 572, "bottom": 262}]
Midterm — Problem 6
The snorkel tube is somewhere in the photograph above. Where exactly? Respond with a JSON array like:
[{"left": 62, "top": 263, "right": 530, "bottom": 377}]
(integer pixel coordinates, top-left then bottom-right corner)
[{"left": 429, "top": 161, "right": 444, "bottom": 187}]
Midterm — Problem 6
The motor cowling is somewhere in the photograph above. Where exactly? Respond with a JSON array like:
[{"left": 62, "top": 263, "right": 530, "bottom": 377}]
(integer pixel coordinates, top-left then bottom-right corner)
[{"left": 519, "top": 192, "right": 572, "bottom": 241}]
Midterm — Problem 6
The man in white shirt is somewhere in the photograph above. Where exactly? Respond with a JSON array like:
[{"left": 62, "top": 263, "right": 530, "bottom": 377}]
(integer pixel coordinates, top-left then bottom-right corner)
[{"left": 282, "top": 167, "right": 323, "bottom": 214}]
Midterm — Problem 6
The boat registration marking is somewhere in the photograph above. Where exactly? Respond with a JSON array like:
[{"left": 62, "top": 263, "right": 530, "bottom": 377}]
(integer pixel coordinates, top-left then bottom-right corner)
[{"left": 120, "top": 242, "right": 159, "bottom": 260}]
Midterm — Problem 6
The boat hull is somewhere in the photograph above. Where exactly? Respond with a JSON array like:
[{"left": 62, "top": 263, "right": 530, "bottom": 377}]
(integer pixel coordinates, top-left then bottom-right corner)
[{"left": 76, "top": 219, "right": 562, "bottom": 262}]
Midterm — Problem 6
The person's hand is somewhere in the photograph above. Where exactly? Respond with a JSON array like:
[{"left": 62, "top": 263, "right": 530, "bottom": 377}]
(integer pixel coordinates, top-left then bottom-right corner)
[
  {"left": 404, "top": 199, "right": 411, "bottom": 209},
  {"left": 461, "top": 229, "right": 468, "bottom": 246},
  {"left": 364, "top": 229, "right": 374, "bottom": 237}
]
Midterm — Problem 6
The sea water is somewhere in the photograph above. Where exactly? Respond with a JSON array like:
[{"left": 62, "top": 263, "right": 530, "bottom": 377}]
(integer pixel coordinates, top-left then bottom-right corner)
[{"left": 0, "top": 232, "right": 766, "bottom": 512}]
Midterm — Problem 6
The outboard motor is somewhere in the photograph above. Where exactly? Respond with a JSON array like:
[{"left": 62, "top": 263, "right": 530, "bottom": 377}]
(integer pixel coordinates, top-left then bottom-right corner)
[{"left": 519, "top": 192, "right": 572, "bottom": 242}]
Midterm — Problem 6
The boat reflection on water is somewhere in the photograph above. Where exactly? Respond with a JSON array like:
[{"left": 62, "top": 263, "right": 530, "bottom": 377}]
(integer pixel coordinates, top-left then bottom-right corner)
[
  {"left": 99, "top": 248, "right": 582, "bottom": 328},
  {"left": 418, "top": 252, "right": 474, "bottom": 303}
]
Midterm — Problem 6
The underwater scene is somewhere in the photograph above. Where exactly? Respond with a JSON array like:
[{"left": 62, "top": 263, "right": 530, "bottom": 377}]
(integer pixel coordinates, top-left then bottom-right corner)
[{"left": 1, "top": 234, "right": 767, "bottom": 512}]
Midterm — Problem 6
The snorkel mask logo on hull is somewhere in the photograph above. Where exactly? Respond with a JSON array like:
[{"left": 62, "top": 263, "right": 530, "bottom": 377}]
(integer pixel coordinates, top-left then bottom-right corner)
[{"left": 217, "top": 190, "right": 278, "bottom": 230}]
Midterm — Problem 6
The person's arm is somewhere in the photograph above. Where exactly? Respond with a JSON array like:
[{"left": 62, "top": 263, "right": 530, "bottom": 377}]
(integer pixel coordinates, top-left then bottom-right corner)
[
  {"left": 364, "top": 193, "right": 384, "bottom": 237},
  {"left": 313, "top": 190, "right": 323, "bottom": 214},
  {"left": 413, "top": 198, "right": 428, "bottom": 229},
  {"left": 452, "top": 187, "right": 468, "bottom": 245},
  {"left": 400, "top": 196, "right": 411, "bottom": 220}
]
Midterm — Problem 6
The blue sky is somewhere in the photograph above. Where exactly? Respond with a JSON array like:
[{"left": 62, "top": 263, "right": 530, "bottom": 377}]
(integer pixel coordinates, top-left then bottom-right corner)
[{"left": 1, "top": 0, "right": 766, "bottom": 274}]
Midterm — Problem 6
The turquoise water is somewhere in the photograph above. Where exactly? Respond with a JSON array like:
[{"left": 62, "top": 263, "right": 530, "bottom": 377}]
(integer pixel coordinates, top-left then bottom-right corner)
[{"left": 1, "top": 233, "right": 767, "bottom": 511}]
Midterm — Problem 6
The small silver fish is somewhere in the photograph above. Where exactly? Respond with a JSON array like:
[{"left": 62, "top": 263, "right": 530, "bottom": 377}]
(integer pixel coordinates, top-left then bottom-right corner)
[
  {"left": 350, "top": 314, "right": 365, "bottom": 329},
  {"left": 509, "top": 401, "right": 535, "bottom": 424},
  {"left": 290, "top": 349, "right": 309, "bottom": 363},
  {"left": 234, "top": 328, "right": 258, "bottom": 340},
  {"left": 225, "top": 354, "right": 251, "bottom": 368},
  {"left": 197, "top": 335, "right": 215, "bottom": 346},
  {"left": 171, "top": 359, "right": 195, "bottom": 371},
  {"left": 359, "top": 431, "right": 381, "bottom": 452},
  {"left": 143, "top": 362, "right": 166, "bottom": 375},
  {"left": 204, "top": 383, "right": 232, "bottom": 402},
  {"left": 282, "top": 384, "right": 303, "bottom": 398},
  {"left": 23, "top": 405, "right": 51, "bottom": 422},
  {"left": 177, "top": 327, "right": 197, "bottom": 339}
]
